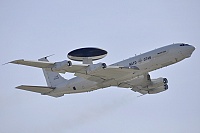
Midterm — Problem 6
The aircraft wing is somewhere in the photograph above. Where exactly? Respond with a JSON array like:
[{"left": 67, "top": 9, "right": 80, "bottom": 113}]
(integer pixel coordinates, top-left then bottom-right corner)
[
  {"left": 10, "top": 59, "right": 139, "bottom": 82},
  {"left": 118, "top": 79, "right": 149, "bottom": 95},
  {"left": 10, "top": 59, "right": 55, "bottom": 68},
  {"left": 10, "top": 59, "right": 90, "bottom": 74}
]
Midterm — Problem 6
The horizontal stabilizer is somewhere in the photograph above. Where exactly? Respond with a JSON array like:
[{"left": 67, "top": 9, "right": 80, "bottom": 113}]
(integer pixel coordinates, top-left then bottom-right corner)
[
  {"left": 16, "top": 85, "right": 55, "bottom": 94},
  {"left": 10, "top": 60, "right": 54, "bottom": 68}
]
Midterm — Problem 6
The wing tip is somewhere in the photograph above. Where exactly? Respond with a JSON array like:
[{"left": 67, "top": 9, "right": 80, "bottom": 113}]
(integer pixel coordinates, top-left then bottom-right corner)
[
  {"left": 15, "top": 85, "right": 23, "bottom": 89},
  {"left": 2, "top": 59, "right": 23, "bottom": 66},
  {"left": 9, "top": 59, "right": 24, "bottom": 64}
]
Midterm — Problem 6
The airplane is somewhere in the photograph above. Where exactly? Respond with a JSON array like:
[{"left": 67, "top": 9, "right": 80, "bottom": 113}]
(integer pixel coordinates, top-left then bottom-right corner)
[{"left": 10, "top": 43, "right": 195, "bottom": 97}]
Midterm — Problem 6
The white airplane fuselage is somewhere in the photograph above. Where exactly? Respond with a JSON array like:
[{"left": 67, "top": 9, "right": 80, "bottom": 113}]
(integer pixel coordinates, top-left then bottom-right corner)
[{"left": 50, "top": 43, "right": 195, "bottom": 96}]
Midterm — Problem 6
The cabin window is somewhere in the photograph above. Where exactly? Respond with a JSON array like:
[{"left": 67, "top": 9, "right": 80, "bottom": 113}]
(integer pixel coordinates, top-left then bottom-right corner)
[
  {"left": 157, "top": 51, "right": 166, "bottom": 55},
  {"left": 180, "top": 44, "right": 189, "bottom": 46}
]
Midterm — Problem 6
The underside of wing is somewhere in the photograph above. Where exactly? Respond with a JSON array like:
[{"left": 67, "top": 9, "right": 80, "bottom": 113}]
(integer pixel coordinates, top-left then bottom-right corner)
[
  {"left": 10, "top": 59, "right": 89, "bottom": 74},
  {"left": 117, "top": 73, "right": 151, "bottom": 94},
  {"left": 62, "top": 64, "right": 89, "bottom": 73},
  {"left": 119, "top": 82, "right": 149, "bottom": 94},
  {"left": 10, "top": 60, "right": 54, "bottom": 68},
  {"left": 118, "top": 74, "right": 168, "bottom": 95},
  {"left": 16, "top": 85, "right": 55, "bottom": 94}
]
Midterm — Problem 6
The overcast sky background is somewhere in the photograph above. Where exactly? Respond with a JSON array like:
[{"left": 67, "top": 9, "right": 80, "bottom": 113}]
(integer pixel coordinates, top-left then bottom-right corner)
[{"left": 0, "top": 0, "right": 200, "bottom": 133}]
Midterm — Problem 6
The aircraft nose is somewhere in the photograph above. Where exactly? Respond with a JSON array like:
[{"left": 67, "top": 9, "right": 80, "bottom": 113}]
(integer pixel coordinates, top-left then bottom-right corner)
[
  {"left": 190, "top": 45, "right": 195, "bottom": 52},
  {"left": 188, "top": 45, "right": 195, "bottom": 56}
]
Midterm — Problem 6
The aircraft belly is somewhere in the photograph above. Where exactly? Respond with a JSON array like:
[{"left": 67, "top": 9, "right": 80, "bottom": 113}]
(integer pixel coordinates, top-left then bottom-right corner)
[
  {"left": 50, "top": 85, "right": 98, "bottom": 95},
  {"left": 52, "top": 78, "right": 98, "bottom": 95}
]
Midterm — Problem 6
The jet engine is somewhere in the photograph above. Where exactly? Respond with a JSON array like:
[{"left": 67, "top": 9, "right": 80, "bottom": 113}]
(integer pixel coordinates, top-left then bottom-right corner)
[
  {"left": 51, "top": 60, "right": 72, "bottom": 72},
  {"left": 148, "top": 84, "right": 168, "bottom": 94},
  {"left": 147, "top": 77, "right": 168, "bottom": 94},
  {"left": 147, "top": 77, "right": 168, "bottom": 89},
  {"left": 86, "top": 63, "right": 107, "bottom": 74}
]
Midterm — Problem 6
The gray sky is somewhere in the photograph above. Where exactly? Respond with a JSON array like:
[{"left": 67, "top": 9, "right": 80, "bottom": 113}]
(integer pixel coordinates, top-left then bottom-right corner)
[{"left": 0, "top": 0, "right": 200, "bottom": 133}]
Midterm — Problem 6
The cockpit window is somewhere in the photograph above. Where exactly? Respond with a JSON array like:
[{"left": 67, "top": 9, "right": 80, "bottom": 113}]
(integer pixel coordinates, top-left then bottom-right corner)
[{"left": 180, "top": 44, "right": 189, "bottom": 46}]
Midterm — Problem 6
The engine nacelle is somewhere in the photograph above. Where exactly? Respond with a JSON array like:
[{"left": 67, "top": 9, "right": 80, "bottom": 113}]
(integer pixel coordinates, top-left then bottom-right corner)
[
  {"left": 148, "top": 84, "right": 168, "bottom": 94},
  {"left": 148, "top": 77, "right": 168, "bottom": 89},
  {"left": 86, "top": 63, "right": 106, "bottom": 74},
  {"left": 52, "top": 60, "right": 72, "bottom": 72}
]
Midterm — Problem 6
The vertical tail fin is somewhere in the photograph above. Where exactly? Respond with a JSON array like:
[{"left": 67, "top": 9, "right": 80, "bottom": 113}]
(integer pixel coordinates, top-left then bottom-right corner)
[{"left": 39, "top": 57, "right": 67, "bottom": 87}]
